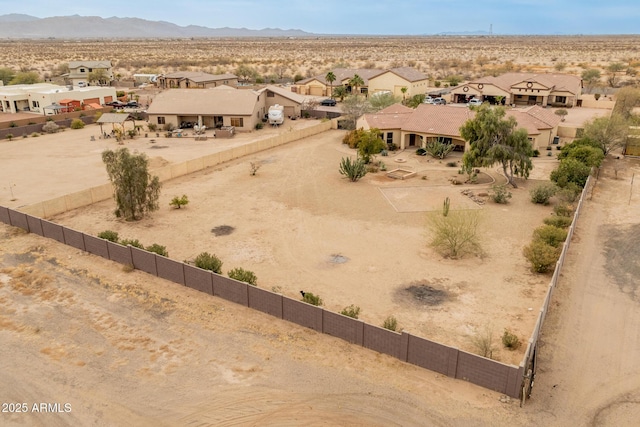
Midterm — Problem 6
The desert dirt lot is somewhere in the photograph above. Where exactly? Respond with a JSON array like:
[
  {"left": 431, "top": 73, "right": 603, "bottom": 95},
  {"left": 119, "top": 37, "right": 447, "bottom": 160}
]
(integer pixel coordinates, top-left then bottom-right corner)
[
  {"left": 12, "top": 122, "right": 563, "bottom": 367},
  {"left": 1, "top": 154, "right": 640, "bottom": 426}
]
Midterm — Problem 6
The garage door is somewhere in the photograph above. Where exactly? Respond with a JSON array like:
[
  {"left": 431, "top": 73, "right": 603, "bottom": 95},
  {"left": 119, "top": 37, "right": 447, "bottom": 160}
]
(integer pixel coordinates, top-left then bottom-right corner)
[
  {"left": 309, "top": 86, "right": 323, "bottom": 96},
  {"left": 83, "top": 97, "right": 99, "bottom": 105}
]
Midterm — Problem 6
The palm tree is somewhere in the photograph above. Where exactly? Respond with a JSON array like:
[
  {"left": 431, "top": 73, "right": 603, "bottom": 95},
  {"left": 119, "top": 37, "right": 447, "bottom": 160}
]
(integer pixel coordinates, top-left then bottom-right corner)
[
  {"left": 325, "top": 71, "right": 336, "bottom": 99},
  {"left": 349, "top": 74, "right": 364, "bottom": 96},
  {"left": 401, "top": 86, "right": 408, "bottom": 103}
]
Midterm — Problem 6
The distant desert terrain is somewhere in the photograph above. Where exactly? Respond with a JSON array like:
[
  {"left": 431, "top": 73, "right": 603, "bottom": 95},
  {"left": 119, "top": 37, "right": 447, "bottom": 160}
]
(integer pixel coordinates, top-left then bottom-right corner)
[{"left": 2, "top": 36, "right": 639, "bottom": 86}]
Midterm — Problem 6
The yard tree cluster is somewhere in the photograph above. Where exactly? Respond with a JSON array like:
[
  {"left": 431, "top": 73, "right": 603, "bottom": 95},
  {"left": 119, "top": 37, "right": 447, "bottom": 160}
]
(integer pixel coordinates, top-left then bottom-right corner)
[{"left": 460, "top": 104, "right": 533, "bottom": 188}]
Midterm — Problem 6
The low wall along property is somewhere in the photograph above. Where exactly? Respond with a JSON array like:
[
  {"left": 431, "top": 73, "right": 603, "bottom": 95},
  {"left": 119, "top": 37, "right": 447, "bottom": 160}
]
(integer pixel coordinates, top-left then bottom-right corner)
[
  {"left": 1, "top": 205, "right": 524, "bottom": 398},
  {"left": 18, "top": 120, "right": 333, "bottom": 218}
]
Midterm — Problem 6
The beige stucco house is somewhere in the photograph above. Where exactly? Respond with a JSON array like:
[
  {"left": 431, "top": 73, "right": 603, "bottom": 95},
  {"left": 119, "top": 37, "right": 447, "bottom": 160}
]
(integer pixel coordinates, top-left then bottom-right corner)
[
  {"left": 0, "top": 83, "right": 116, "bottom": 114},
  {"left": 357, "top": 103, "right": 562, "bottom": 151},
  {"left": 67, "top": 61, "right": 114, "bottom": 87},
  {"left": 451, "top": 73, "right": 583, "bottom": 107},
  {"left": 146, "top": 85, "right": 305, "bottom": 132},
  {"left": 157, "top": 72, "right": 238, "bottom": 89},
  {"left": 295, "top": 67, "right": 429, "bottom": 98}
]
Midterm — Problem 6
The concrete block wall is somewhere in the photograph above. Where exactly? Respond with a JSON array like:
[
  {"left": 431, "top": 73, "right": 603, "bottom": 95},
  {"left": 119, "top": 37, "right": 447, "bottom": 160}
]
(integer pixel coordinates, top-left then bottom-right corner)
[{"left": 0, "top": 206, "right": 525, "bottom": 398}]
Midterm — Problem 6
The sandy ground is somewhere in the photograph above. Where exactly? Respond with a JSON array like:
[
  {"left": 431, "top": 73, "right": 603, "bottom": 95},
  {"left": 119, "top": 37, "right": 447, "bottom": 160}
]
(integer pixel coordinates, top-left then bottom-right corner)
[
  {"left": 1, "top": 157, "right": 639, "bottom": 426},
  {"left": 41, "top": 126, "right": 563, "bottom": 366},
  {"left": 2, "top": 112, "right": 639, "bottom": 425}
]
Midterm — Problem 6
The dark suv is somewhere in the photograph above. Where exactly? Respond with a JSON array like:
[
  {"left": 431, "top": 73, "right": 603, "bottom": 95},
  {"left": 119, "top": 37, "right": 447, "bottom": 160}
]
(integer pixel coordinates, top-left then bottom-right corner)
[{"left": 320, "top": 98, "right": 337, "bottom": 106}]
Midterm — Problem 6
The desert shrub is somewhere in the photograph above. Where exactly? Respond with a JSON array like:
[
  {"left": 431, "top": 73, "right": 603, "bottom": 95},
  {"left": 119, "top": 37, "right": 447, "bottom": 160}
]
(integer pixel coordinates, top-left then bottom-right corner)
[
  {"left": 31, "top": 132, "right": 40, "bottom": 137},
  {"left": 255, "top": 122, "right": 264, "bottom": 130},
  {"left": 543, "top": 216, "right": 573, "bottom": 229},
  {"left": 490, "top": 184, "right": 512, "bottom": 204},
  {"left": 553, "top": 203, "right": 574, "bottom": 217},
  {"left": 523, "top": 240, "right": 560, "bottom": 273},
  {"left": 340, "top": 304, "right": 361, "bottom": 319},
  {"left": 195, "top": 252, "right": 223, "bottom": 274},
  {"left": 169, "top": 194, "right": 189, "bottom": 209},
  {"left": 427, "top": 209, "right": 482, "bottom": 258},
  {"left": 416, "top": 148, "right": 426, "bottom": 156},
  {"left": 533, "top": 225, "right": 568, "bottom": 248},
  {"left": 5, "top": 134, "right": 13, "bottom": 140},
  {"left": 70, "top": 118, "right": 85, "bottom": 129},
  {"left": 9, "top": 121, "right": 17, "bottom": 127},
  {"left": 249, "top": 162, "right": 261, "bottom": 176},
  {"left": 301, "top": 292, "right": 323, "bottom": 306},
  {"left": 366, "top": 164, "right": 379, "bottom": 173},
  {"left": 532, "top": 149, "right": 540, "bottom": 157},
  {"left": 446, "top": 161, "right": 457, "bottom": 167},
  {"left": 470, "top": 324, "right": 496, "bottom": 359},
  {"left": 97, "top": 230, "right": 119, "bottom": 242},
  {"left": 146, "top": 243, "right": 168, "bottom": 257},
  {"left": 550, "top": 158, "right": 591, "bottom": 188},
  {"left": 162, "top": 123, "right": 175, "bottom": 132},
  {"left": 147, "top": 123, "right": 158, "bottom": 132},
  {"left": 382, "top": 315, "right": 398, "bottom": 331},
  {"left": 339, "top": 157, "right": 367, "bottom": 182},
  {"left": 530, "top": 183, "right": 557, "bottom": 205},
  {"left": 42, "top": 121, "right": 60, "bottom": 134},
  {"left": 387, "top": 143, "right": 398, "bottom": 151},
  {"left": 342, "top": 128, "right": 365, "bottom": 148},
  {"left": 502, "top": 329, "right": 521, "bottom": 350},
  {"left": 228, "top": 267, "right": 257, "bottom": 286},
  {"left": 116, "top": 90, "right": 126, "bottom": 97},
  {"left": 555, "top": 183, "right": 582, "bottom": 204},
  {"left": 120, "top": 238, "right": 144, "bottom": 249}
]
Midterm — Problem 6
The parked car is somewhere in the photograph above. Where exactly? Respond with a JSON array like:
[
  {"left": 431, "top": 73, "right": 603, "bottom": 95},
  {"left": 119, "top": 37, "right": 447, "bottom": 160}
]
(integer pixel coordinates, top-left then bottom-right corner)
[
  {"left": 126, "top": 101, "right": 139, "bottom": 108},
  {"left": 423, "top": 97, "right": 436, "bottom": 104},
  {"left": 320, "top": 98, "right": 337, "bottom": 106},
  {"left": 107, "top": 101, "right": 126, "bottom": 108},
  {"left": 432, "top": 97, "right": 447, "bottom": 105},
  {"left": 468, "top": 98, "right": 483, "bottom": 106}
]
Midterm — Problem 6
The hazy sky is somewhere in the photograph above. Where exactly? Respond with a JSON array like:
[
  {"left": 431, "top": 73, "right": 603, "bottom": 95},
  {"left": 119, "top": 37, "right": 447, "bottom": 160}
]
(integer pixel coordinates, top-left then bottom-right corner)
[{"left": 2, "top": 0, "right": 639, "bottom": 35}]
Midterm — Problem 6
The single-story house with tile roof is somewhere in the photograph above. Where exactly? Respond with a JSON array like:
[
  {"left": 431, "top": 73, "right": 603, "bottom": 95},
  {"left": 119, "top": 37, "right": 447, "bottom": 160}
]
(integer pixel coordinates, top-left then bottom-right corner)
[
  {"left": 451, "top": 73, "right": 583, "bottom": 107},
  {"left": 157, "top": 72, "right": 238, "bottom": 89},
  {"left": 357, "top": 104, "right": 562, "bottom": 151},
  {"left": 295, "top": 67, "right": 428, "bottom": 98},
  {"left": 146, "top": 85, "right": 305, "bottom": 131}
]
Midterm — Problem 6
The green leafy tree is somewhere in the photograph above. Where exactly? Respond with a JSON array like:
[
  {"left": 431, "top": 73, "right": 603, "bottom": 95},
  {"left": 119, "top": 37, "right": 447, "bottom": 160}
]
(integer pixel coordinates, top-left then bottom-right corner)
[
  {"left": 369, "top": 92, "right": 400, "bottom": 111},
  {"left": 446, "top": 75, "right": 463, "bottom": 86},
  {"left": 356, "top": 128, "right": 386, "bottom": 163},
  {"left": 88, "top": 69, "right": 109, "bottom": 85},
  {"left": 333, "top": 85, "right": 347, "bottom": 102},
  {"left": 582, "top": 114, "right": 629, "bottom": 155},
  {"left": 460, "top": 104, "right": 533, "bottom": 188},
  {"left": 235, "top": 64, "right": 257, "bottom": 83},
  {"left": 406, "top": 94, "right": 426, "bottom": 108},
  {"left": 581, "top": 69, "right": 601, "bottom": 93},
  {"left": 348, "top": 74, "right": 364, "bottom": 96},
  {"left": 0, "top": 67, "right": 15, "bottom": 85},
  {"left": 550, "top": 158, "right": 591, "bottom": 188},
  {"left": 169, "top": 195, "right": 189, "bottom": 209},
  {"left": 325, "top": 71, "right": 336, "bottom": 99},
  {"left": 558, "top": 143, "right": 604, "bottom": 168},
  {"left": 10, "top": 71, "right": 41, "bottom": 85},
  {"left": 606, "top": 62, "right": 625, "bottom": 87},
  {"left": 341, "top": 95, "right": 373, "bottom": 129},
  {"left": 102, "top": 148, "right": 161, "bottom": 221}
]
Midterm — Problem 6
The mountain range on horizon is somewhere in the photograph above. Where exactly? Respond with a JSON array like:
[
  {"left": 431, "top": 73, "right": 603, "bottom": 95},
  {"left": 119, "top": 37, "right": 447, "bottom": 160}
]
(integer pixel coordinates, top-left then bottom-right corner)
[
  {"left": 0, "top": 14, "right": 314, "bottom": 38},
  {"left": 0, "top": 14, "right": 496, "bottom": 38}
]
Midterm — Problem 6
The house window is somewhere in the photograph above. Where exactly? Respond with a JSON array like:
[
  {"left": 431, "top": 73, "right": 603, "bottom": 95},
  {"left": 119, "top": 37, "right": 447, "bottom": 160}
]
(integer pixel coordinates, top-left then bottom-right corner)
[
  {"left": 88, "top": 68, "right": 93, "bottom": 72},
  {"left": 80, "top": 68, "right": 86, "bottom": 73},
  {"left": 361, "top": 87, "right": 368, "bottom": 94},
  {"left": 231, "top": 117, "right": 243, "bottom": 127},
  {"left": 32, "top": 101, "right": 40, "bottom": 108},
  {"left": 386, "top": 132, "right": 393, "bottom": 144},
  {"left": 267, "top": 92, "right": 275, "bottom": 97},
  {"left": 157, "top": 117, "right": 165, "bottom": 125},
  {"left": 556, "top": 96, "right": 567, "bottom": 104}
]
